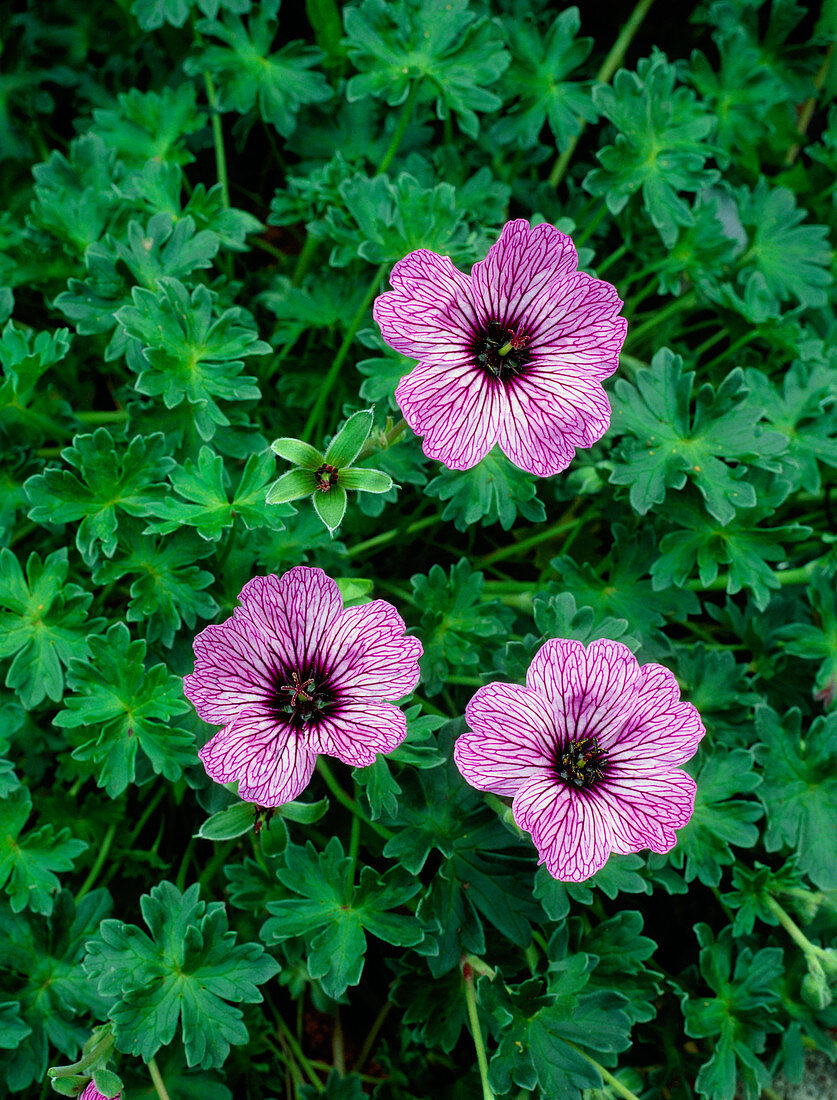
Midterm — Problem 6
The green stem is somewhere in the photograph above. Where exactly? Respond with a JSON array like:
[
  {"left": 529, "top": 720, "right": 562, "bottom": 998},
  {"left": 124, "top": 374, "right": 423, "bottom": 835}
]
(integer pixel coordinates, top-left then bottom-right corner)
[
  {"left": 204, "top": 71, "right": 229, "bottom": 208},
  {"left": 463, "top": 965, "right": 494, "bottom": 1100},
  {"left": 478, "top": 514, "right": 580, "bottom": 567},
  {"left": 316, "top": 759, "right": 393, "bottom": 839},
  {"left": 274, "top": 1009, "right": 323, "bottom": 1090},
  {"left": 686, "top": 556, "right": 823, "bottom": 593},
  {"left": 76, "top": 409, "right": 127, "bottom": 424},
  {"left": 346, "top": 514, "right": 438, "bottom": 558},
  {"left": 484, "top": 792, "right": 525, "bottom": 838},
  {"left": 292, "top": 234, "right": 319, "bottom": 286},
  {"left": 175, "top": 836, "right": 196, "bottom": 892},
  {"left": 148, "top": 1056, "right": 172, "bottom": 1100},
  {"left": 766, "top": 895, "right": 829, "bottom": 961},
  {"left": 595, "top": 242, "right": 629, "bottom": 276},
  {"left": 548, "top": 0, "right": 658, "bottom": 188},
  {"left": 357, "top": 416, "right": 409, "bottom": 460},
  {"left": 699, "top": 329, "right": 758, "bottom": 372},
  {"left": 625, "top": 289, "right": 697, "bottom": 350},
  {"left": 302, "top": 263, "right": 387, "bottom": 442},
  {"left": 573, "top": 199, "right": 609, "bottom": 247},
  {"left": 377, "top": 81, "right": 422, "bottom": 174},
  {"left": 562, "top": 1043, "right": 643, "bottom": 1100},
  {"left": 691, "top": 327, "right": 728, "bottom": 361},
  {"left": 76, "top": 823, "right": 117, "bottom": 901},
  {"left": 333, "top": 1009, "right": 346, "bottom": 1077},
  {"left": 198, "top": 838, "right": 239, "bottom": 893},
  {"left": 68, "top": 777, "right": 83, "bottom": 798},
  {"left": 347, "top": 812, "right": 361, "bottom": 892},
  {"left": 353, "top": 999, "right": 393, "bottom": 1072}
]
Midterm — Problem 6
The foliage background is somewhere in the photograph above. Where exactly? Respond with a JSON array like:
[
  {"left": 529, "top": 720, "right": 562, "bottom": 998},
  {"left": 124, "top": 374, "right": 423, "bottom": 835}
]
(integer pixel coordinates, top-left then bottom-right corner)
[{"left": 0, "top": 0, "right": 836, "bottom": 1097}]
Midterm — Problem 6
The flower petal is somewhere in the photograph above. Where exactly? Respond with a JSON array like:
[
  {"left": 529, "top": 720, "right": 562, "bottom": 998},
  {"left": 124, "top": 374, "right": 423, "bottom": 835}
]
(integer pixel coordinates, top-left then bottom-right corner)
[
  {"left": 456, "top": 682, "right": 557, "bottom": 795},
  {"left": 471, "top": 220, "right": 578, "bottom": 327},
  {"left": 396, "top": 359, "right": 506, "bottom": 469},
  {"left": 199, "top": 709, "right": 317, "bottom": 807},
  {"left": 526, "top": 638, "right": 644, "bottom": 743},
  {"left": 235, "top": 567, "right": 342, "bottom": 671},
  {"left": 319, "top": 600, "right": 422, "bottom": 699},
  {"left": 526, "top": 271, "right": 627, "bottom": 380},
  {"left": 594, "top": 769, "right": 698, "bottom": 852},
  {"left": 605, "top": 663, "right": 706, "bottom": 767},
  {"left": 184, "top": 617, "right": 278, "bottom": 724},
  {"left": 512, "top": 777, "right": 613, "bottom": 881},
  {"left": 374, "top": 249, "right": 477, "bottom": 358},
  {"left": 308, "top": 700, "right": 407, "bottom": 767}
]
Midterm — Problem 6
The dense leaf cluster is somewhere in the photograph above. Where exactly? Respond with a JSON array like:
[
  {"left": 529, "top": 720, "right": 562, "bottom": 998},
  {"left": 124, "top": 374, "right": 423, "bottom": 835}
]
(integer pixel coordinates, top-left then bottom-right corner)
[{"left": 0, "top": 0, "right": 835, "bottom": 1097}]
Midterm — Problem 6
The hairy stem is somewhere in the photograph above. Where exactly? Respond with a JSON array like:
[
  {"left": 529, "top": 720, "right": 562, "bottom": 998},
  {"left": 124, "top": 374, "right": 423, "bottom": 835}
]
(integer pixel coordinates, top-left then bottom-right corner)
[
  {"left": 148, "top": 1056, "right": 172, "bottom": 1100},
  {"left": 463, "top": 964, "right": 495, "bottom": 1100}
]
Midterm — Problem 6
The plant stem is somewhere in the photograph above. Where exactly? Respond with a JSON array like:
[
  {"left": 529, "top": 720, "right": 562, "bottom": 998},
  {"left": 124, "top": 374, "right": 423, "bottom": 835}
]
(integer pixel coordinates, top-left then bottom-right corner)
[
  {"left": 596, "top": 242, "right": 629, "bottom": 276},
  {"left": 785, "top": 42, "right": 835, "bottom": 165},
  {"left": 625, "top": 289, "right": 697, "bottom": 350},
  {"left": 302, "top": 263, "right": 387, "bottom": 442},
  {"left": 377, "top": 81, "right": 422, "bottom": 174},
  {"left": 357, "top": 416, "right": 410, "bottom": 460},
  {"left": 686, "top": 556, "right": 823, "bottom": 593},
  {"left": 766, "top": 895, "right": 828, "bottom": 961},
  {"left": 548, "top": 0, "right": 658, "bottom": 188},
  {"left": 316, "top": 759, "right": 393, "bottom": 839},
  {"left": 347, "top": 812, "right": 360, "bottom": 892},
  {"left": 478, "top": 513, "right": 580, "bottom": 567},
  {"left": 574, "top": 199, "right": 609, "bottom": 247},
  {"left": 274, "top": 1008, "right": 323, "bottom": 1090},
  {"left": 204, "top": 71, "right": 229, "bottom": 208},
  {"left": 562, "top": 1043, "right": 643, "bottom": 1100},
  {"left": 292, "top": 234, "right": 319, "bottom": 286},
  {"left": 148, "top": 1057, "right": 172, "bottom": 1100},
  {"left": 347, "top": 514, "right": 438, "bottom": 557},
  {"left": 76, "top": 823, "right": 117, "bottom": 901},
  {"left": 333, "top": 1009, "right": 346, "bottom": 1077},
  {"left": 76, "top": 409, "right": 127, "bottom": 424},
  {"left": 463, "top": 964, "right": 494, "bottom": 1100},
  {"left": 353, "top": 999, "right": 393, "bottom": 1072},
  {"left": 175, "top": 836, "right": 196, "bottom": 892},
  {"left": 699, "top": 329, "right": 758, "bottom": 372}
]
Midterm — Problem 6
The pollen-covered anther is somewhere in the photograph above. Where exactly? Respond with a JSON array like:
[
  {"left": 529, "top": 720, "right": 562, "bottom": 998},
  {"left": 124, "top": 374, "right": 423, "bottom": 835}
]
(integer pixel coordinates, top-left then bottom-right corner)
[
  {"left": 314, "top": 464, "right": 339, "bottom": 492},
  {"left": 555, "top": 735, "right": 607, "bottom": 790}
]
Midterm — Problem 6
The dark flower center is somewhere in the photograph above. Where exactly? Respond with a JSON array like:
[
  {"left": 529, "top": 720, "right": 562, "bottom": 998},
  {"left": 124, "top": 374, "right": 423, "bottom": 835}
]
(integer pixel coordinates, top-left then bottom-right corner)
[
  {"left": 554, "top": 736, "right": 608, "bottom": 791},
  {"left": 315, "top": 464, "right": 339, "bottom": 493},
  {"left": 471, "top": 320, "right": 532, "bottom": 382},
  {"left": 274, "top": 669, "right": 335, "bottom": 728}
]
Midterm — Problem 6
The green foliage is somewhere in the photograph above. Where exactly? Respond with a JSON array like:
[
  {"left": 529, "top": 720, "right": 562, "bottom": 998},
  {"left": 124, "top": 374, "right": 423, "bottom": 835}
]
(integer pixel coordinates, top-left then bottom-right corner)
[
  {"left": 55, "top": 622, "right": 193, "bottom": 797},
  {"left": 424, "top": 449, "right": 546, "bottom": 531},
  {"left": 610, "top": 349, "right": 787, "bottom": 523},
  {"left": 0, "top": 548, "right": 103, "bottom": 708},
  {"left": 411, "top": 559, "right": 514, "bottom": 694},
  {"left": 754, "top": 706, "right": 837, "bottom": 888},
  {"left": 586, "top": 50, "right": 720, "bottom": 246},
  {"left": 84, "top": 881, "right": 279, "bottom": 1068},
  {"left": 779, "top": 568, "right": 837, "bottom": 704},
  {"left": 262, "top": 837, "right": 423, "bottom": 998},
  {"left": 683, "top": 924, "right": 784, "bottom": 1100},
  {"left": 0, "top": 787, "right": 87, "bottom": 915},
  {"left": 344, "top": 0, "right": 510, "bottom": 138},
  {"left": 25, "top": 430, "right": 175, "bottom": 565}
]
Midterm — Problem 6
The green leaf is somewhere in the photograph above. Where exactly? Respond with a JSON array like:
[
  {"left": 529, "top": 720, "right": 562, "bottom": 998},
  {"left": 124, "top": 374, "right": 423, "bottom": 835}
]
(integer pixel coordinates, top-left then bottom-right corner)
[
  {"left": 411, "top": 558, "right": 514, "bottom": 695},
  {"left": 131, "top": 0, "right": 192, "bottom": 30},
  {"left": 0, "top": 548, "right": 104, "bottom": 708},
  {"left": 0, "top": 1002, "right": 29, "bottom": 1049},
  {"left": 610, "top": 349, "right": 788, "bottom": 523},
  {"left": 650, "top": 494, "right": 810, "bottom": 611},
  {"left": 0, "top": 788, "right": 87, "bottom": 915},
  {"left": 0, "top": 319, "right": 72, "bottom": 444},
  {"left": 585, "top": 50, "right": 720, "bottom": 246},
  {"left": 313, "top": 484, "right": 347, "bottom": 533},
  {"left": 345, "top": 0, "right": 509, "bottom": 138},
  {"left": 25, "top": 429, "right": 176, "bottom": 565},
  {"left": 0, "top": 890, "right": 112, "bottom": 1091},
  {"left": 116, "top": 279, "right": 268, "bottom": 441},
  {"left": 187, "top": 0, "right": 332, "bottom": 136},
  {"left": 266, "top": 468, "right": 318, "bottom": 504},
  {"left": 262, "top": 837, "right": 423, "bottom": 998},
  {"left": 270, "top": 437, "right": 324, "bottom": 469},
  {"left": 55, "top": 622, "right": 193, "bottom": 797},
  {"left": 354, "top": 705, "right": 445, "bottom": 819},
  {"left": 683, "top": 924, "right": 783, "bottom": 1100},
  {"left": 196, "top": 802, "right": 258, "bottom": 841},
  {"left": 339, "top": 467, "right": 392, "bottom": 493},
  {"left": 779, "top": 569, "right": 837, "bottom": 705},
  {"left": 425, "top": 449, "right": 546, "bottom": 532},
  {"left": 90, "top": 85, "right": 206, "bottom": 167},
  {"left": 323, "top": 409, "right": 374, "bottom": 468},
  {"left": 666, "top": 748, "right": 763, "bottom": 886},
  {"left": 722, "top": 862, "right": 803, "bottom": 937},
  {"left": 754, "top": 706, "right": 837, "bottom": 888},
  {"left": 92, "top": 528, "right": 219, "bottom": 648},
  {"left": 84, "top": 881, "right": 279, "bottom": 1069},
  {"left": 492, "top": 7, "right": 596, "bottom": 148},
  {"left": 145, "top": 448, "right": 287, "bottom": 540}
]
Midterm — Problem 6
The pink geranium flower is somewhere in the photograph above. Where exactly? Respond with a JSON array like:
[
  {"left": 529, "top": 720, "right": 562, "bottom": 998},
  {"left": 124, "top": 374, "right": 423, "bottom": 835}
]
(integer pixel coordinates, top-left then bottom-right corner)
[
  {"left": 80, "top": 1084, "right": 119, "bottom": 1100},
  {"left": 454, "top": 639, "right": 705, "bottom": 881},
  {"left": 373, "top": 219, "right": 627, "bottom": 476},
  {"left": 184, "top": 567, "right": 423, "bottom": 805}
]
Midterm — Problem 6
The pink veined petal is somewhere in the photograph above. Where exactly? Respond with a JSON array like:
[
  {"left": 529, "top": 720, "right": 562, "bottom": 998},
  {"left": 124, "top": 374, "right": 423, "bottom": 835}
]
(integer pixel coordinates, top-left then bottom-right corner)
[
  {"left": 235, "top": 568, "right": 342, "bottom": 672},
  {"left": 526, "top": 638, "right": 644, "bottom": 744},
  {"left": 604, "top": 663, "right": 706, "bottom": 767},
  {"left": 307, "top": 700, "right": 407, "bottom": 768},
  {"left": 455, "top": 682, "right": 558, "bottom": 796},
  {"left": 80, "top": 1084, "right": 120, "bottom": 1100},
  {"left": 319, "top": 600, "right": 423, "bottom": 699},
  {"left": 498, "top": 366, "right": 611, "bottom": 476},
  {"left": 199, "top": 708, "right": 317, "bottom": 807},
  {"left": 594, "top": 769, "right": 698, "bottom": 852},
  {"left": 512, "top": 777, "right": 614, "bottom": 881},
  {"left": 373, "top": 249, "right": 481, "bottom": 357},
  {"left": 395, "top": 358, "right": 507, "bottom": 470},
  {"left": 526, "top": 272, "right": 627, "bottom": 381},
  {"left": 184, "top": 616, "right": 277, "bottom": 724},
  {"left": 471, "top": 220, "right": 578, "bottom": 328}
]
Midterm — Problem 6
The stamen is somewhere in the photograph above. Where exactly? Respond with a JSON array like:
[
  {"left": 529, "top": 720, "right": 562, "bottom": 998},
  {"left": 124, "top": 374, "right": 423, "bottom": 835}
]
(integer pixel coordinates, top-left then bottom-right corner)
[
  {"left": 555, "top": 736, "right": 607, "bottom": 791},
  {"left": 314, "top": 464, "right": 339, "bottom": 493}
]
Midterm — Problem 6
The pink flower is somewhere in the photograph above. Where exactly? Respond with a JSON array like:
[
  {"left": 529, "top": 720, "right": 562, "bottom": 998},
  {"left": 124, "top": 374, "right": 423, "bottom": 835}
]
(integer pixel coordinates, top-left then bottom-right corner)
[
  {"left": 373, "top": 219, "right": 627, "bottom": 476},
  {"left": 454, "top": 639, "right": 705, "bottom": 881},
  {"left": 80, "top": 1084, "right": 120, "bottom": 1100},
  {"left": 184, "top": 567, "right": 423, "bottom": 805}
]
